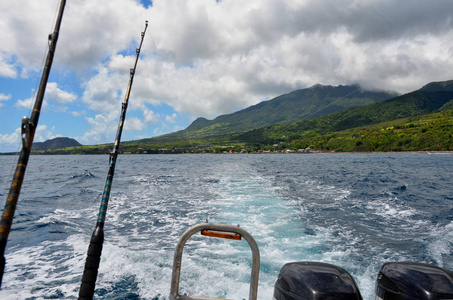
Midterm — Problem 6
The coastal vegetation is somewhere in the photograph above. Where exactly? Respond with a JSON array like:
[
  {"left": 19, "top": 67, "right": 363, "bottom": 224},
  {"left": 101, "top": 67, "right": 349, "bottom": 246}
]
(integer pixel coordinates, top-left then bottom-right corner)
[
  {"left": 3, "top": 80, "right": 453, "bottom": 155},
  {"left": 32, "top": 109, "right": 453, "bottom": 154}
]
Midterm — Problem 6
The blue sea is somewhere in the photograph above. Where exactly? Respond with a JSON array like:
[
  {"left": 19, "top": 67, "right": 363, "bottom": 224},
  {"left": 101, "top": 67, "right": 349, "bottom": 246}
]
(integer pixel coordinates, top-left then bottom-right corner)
[{"left": 0, "top": 153, "right": 452, "bottom": 299}]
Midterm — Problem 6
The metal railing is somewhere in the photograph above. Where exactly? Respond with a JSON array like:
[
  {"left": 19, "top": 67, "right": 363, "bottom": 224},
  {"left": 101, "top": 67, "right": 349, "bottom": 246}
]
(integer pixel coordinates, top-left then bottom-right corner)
[{"left": 170, "top": 223, "right": 260, "bottom": 300}]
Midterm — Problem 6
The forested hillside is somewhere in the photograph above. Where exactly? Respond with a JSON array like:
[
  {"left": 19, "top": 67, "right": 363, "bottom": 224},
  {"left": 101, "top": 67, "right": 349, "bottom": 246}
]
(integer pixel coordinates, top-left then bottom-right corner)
[
  {"left": 33, "top": 137, "right": 82, "bottom": 151},
  {"left": 137, "top": 84, "right": 396, "bottom": 143},
  {"left": 237, "top": 81, "right": 453, "bottom": 144},
  {"left": 24, "top": 80, "right": 453, "bottom": 154}
]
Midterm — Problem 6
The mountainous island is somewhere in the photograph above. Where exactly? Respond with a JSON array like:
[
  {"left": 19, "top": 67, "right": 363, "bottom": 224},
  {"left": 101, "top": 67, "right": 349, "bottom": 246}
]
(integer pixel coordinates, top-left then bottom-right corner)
[
  {"left": 33, "top": 137, "right": 82, "bottom": 151},
  {"left": 27, "top": 80, "right": 453, "bottom": 154}
]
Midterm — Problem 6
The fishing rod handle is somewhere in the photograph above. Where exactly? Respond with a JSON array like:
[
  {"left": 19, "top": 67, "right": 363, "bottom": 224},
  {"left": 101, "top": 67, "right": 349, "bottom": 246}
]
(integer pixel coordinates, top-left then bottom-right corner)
[{"left": 78, "top": 223, "right": 104, "bottom": 299}]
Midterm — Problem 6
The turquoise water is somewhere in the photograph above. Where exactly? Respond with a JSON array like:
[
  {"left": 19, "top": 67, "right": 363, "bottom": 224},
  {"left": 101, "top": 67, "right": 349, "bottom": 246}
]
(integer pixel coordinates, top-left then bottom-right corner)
[{"left": 0, "top": 153, "right": 452, "bottom": 299}]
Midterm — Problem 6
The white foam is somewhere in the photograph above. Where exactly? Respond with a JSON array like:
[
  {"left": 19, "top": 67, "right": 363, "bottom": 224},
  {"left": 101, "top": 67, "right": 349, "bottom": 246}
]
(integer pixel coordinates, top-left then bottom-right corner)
[
  {"left": 3, "top": 154, "right": 451, "bottom": 300},
  {"left": 0, "top": 234, "right": 88, "bottom": 299},
  {"left": 427, "top": 221, "right": 453, "bottom": 267}
]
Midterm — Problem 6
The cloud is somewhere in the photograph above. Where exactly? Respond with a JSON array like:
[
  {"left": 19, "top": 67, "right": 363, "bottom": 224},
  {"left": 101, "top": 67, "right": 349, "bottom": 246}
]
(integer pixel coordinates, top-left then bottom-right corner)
[
  {"left": 0, "top": 0, "right": 145, "bottom": 77},
  {"left": 15, "top": 97, "right": 35, "bottom": 110},
  {"left": 0, "top": 124, "right": 59, "bottom": 152},
  {"left": 70, "top": 111, "right": 84, "bottom": 117},
  {"left": 125, "top": 117, "right": 144, "bottom": 131},
  {"left": 0, "top": 127, "right": 21, "bottom": 146},
  {"left": 165, "top": 113, "right": 178, "bottom": 124},
  {"left": 143, "top": 108, "right": 160, "bottom": 124},
  {"left": 0, "top": 93, "right": 11, "bottom": 108},
  {"left": 57, "top": 0, "right": 145, "bottom": 73},
  {"left": 3, "top": 0, "right": 453, "bottom": 150},
  {"left": 34, "top": 124, "right": 60, "bottom": 143},
  {"left": 8, "top": 0, "right": 453, "bottom": 118},
  {"left": 45, "top": 82, "right": 77, "bottom": 104},
  {"left": 81, "top": 66, "right": 124, "bottom": 113},
  {"left": 0, "top": 53, "right": 17, "bottom": 78},
  {"left": 117, "top": 0, "right": 453, "bottom": 121},
  {"left": 0, "top": 94, "right": 10, "bottom": 101},
  {"left": 81, "top": 113, "right": 115, "bottom": 145},
  {"left": 0, "top": 1, "right": 60, "bottom": 75},
  {"left": 14, "top": 82, "right": 76, "bottom": 110}
]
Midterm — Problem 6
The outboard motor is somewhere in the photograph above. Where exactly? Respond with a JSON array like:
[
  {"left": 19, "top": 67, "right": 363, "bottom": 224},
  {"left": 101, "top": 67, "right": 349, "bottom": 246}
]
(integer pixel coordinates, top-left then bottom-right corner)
[
  {"left": 375, "top": 262, "right": 453, "bottom": 299},
  {"left": 274, "top": 262, "right": 362, "bottom": 300}
]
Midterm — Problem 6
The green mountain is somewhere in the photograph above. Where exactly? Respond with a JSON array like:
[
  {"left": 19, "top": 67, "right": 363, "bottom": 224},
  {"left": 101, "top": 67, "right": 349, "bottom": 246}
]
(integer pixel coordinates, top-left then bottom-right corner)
[
  {"left": 136, "top": 84, "right": 397, "bottom": 144},
  {"left": 237, "top": 80, "right": 453, "bottom": 144},
  {"left": 33, "top": 80, "right": 453, "bottom": 154},
  {"left": 33, "top": 137, "right": 82, "bottom": 151}
]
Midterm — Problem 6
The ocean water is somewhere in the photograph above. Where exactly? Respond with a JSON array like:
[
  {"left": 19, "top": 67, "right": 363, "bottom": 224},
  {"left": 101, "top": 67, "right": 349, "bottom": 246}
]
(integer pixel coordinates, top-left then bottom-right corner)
[{"left": 0, "top": 153, "right": 451, "bottom": 299}]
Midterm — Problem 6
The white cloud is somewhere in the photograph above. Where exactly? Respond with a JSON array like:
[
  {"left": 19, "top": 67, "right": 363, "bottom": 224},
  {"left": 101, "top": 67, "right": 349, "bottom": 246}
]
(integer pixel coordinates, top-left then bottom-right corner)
[
  {"left": 10, "top": 0, "right": 453, "bottom": 118},
  {"left": 0, "top": 127, "right": 21, "bottom": 146},
  {"left": 70, "top": 111, "right": 84, "bottom": 117},
  {"left": 80, "top": 112, "right": 118, "bottom": 145},
  {"left": 34, "top": 124, "right": 58, "bottom": 143},
  {"left": 124, "top": 117, "right": 144, "bottom": 131},
  {"left": 81, "top": 66, "right": 124, "bottom": 113},
  {"left": 143, "top": 108, "right": 160, "bottom": 124},
  {"left": 0, "top": 94, "right": 10, "bottom": 101},
  {"left": 165, "top": 113, "right": 178, "bottom": 124},
  {"left": 15, "top": 97, "right": 35, "bottom": 110},
  {"left": 80, "top": 112, "right": 144, "bottom": 145},
  {"left": 14, "top": 82, "right": 76, "bottom": 110},
  {"left": 0, "top": 1, "right": 59, "bottom": 74},
  {"left": 3, "top": 0, "right": 453, "bottom": 150},
  {"left": 0, "top": 124, "right": 58, "bottom": 152},
  {"left": 0, "top": 0, "right": 144, "bottom": 73},
  {"left": 45, "top": 82, "right": 77, "bottom": 104},
  {"left": 118, "top": 0, "right": 453, "bottom": 121},
  {"left": 0, "top": 93, "right": 11, "bottom": 108},
  {"left": 0, "top": 52, "right": 17, "bottom": 78},
  {"left": 58, "top": 0, "right": 145, "bottom": 73}
]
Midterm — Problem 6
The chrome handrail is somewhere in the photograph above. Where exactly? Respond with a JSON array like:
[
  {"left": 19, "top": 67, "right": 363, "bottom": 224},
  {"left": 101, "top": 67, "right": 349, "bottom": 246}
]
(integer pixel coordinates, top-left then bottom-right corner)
[{"left": 170, "top": 223, "right": 260, "bottom": 300}]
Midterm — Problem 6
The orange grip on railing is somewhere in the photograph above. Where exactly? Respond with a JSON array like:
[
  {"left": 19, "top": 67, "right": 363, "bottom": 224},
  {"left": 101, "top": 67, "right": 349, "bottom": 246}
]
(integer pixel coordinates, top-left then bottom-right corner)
[{"left": 201, "top": 230, "right": 242, "bottom": 240}]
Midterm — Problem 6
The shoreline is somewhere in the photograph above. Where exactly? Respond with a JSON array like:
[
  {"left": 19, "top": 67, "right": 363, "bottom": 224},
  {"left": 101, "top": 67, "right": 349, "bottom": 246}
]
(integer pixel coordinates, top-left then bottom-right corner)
[{"left": 2, "top": 150, "right": 453, "bottom": 156}]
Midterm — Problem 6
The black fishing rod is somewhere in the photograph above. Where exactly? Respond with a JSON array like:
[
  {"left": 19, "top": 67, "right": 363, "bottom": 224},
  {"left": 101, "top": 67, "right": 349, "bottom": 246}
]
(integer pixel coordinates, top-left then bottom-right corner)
[
  {"left": 78, "top": 20, "right": 148, "bottom": 299},
  {"left": 0, "top": 0, "right": 66, "bottom": 288}
]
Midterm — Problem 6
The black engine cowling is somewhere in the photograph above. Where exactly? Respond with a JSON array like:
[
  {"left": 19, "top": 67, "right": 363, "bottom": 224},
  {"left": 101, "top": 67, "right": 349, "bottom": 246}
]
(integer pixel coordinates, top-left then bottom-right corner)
[
  {"left": 375, "top": 262, "right": 453, "bottom": 300},
  {"left": 274, "top": 262, "right": 363, "bottom": 300}
]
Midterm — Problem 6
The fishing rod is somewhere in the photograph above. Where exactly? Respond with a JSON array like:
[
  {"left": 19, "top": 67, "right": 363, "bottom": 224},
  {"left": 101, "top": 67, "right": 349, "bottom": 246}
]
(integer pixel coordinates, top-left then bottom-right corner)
[
  {"left": 0, "top": 0, "right": 66, "bottom": 288},
  {"left": 78, "top": 20, "right": 148, "bottom": 299}
]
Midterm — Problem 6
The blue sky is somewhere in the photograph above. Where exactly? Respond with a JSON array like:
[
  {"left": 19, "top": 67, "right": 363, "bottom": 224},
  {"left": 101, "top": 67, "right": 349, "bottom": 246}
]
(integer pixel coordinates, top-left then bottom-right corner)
[{"left": 2, "top": 0, "right": 453, "bottom": 152}]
